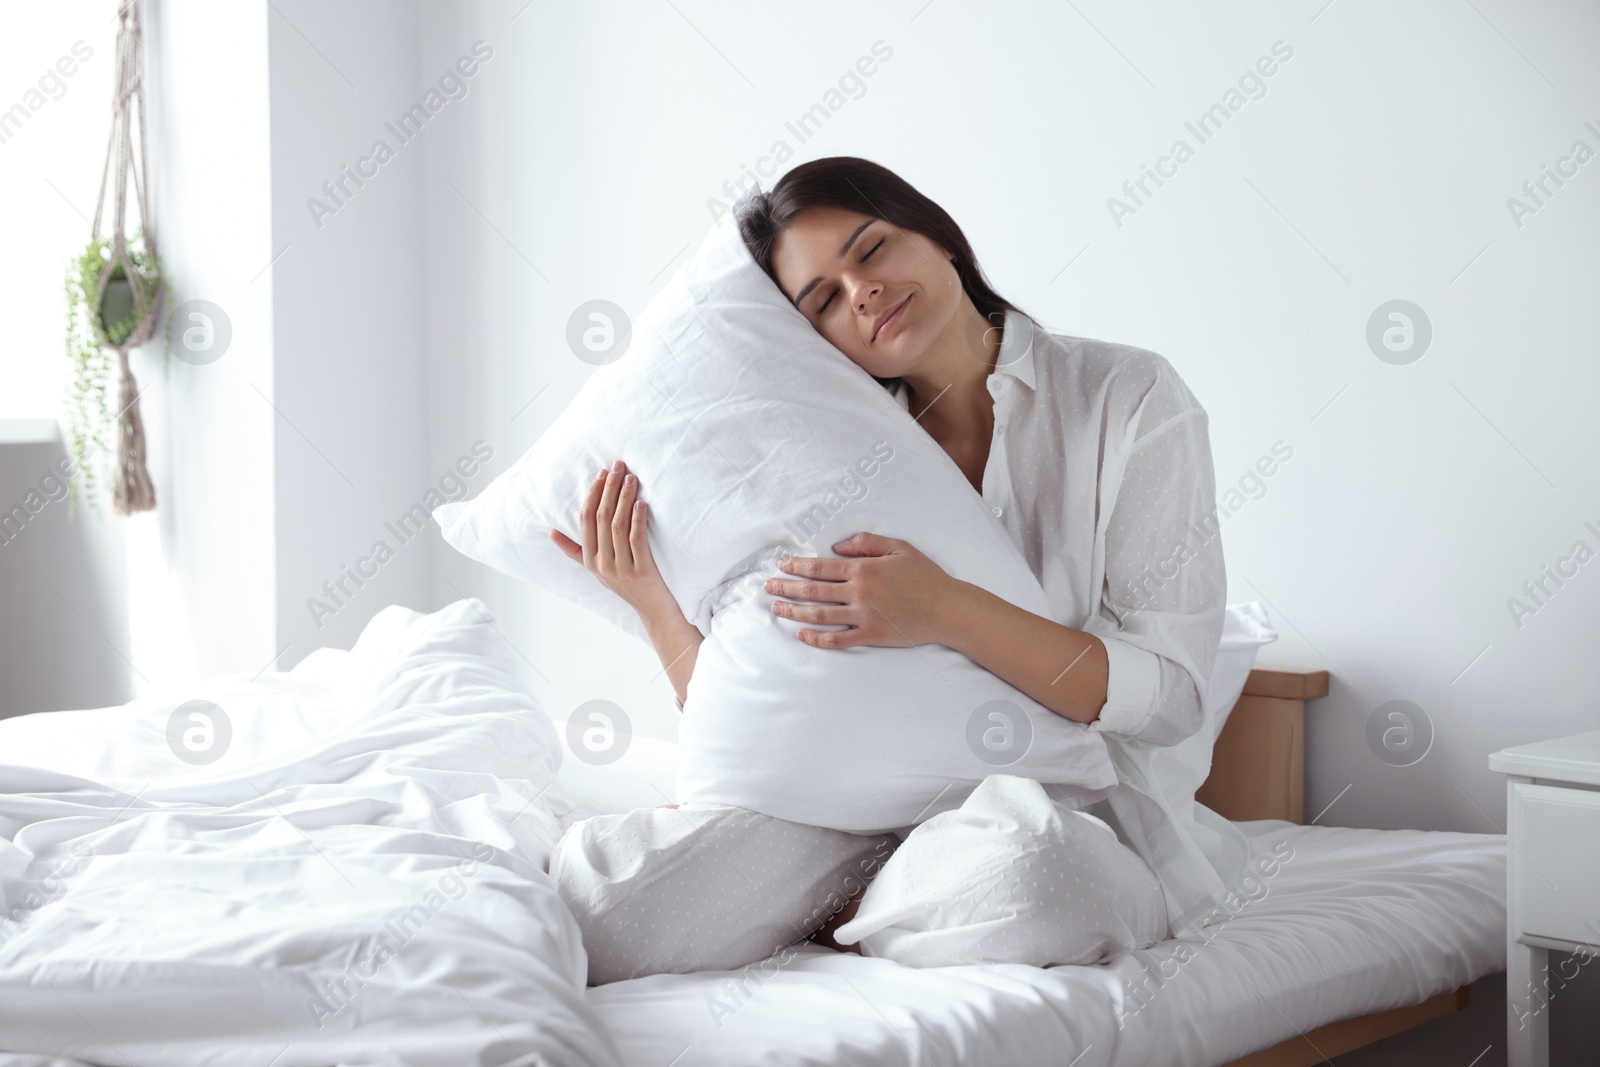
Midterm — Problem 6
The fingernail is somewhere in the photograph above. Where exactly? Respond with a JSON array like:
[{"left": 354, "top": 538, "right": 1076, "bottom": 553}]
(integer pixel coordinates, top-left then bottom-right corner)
[
  {"left": 612, "top": 460, "right": 624, "bottom": 472},
  {"left": 625, "top": 474, "right": 636, "bottom": 486}
]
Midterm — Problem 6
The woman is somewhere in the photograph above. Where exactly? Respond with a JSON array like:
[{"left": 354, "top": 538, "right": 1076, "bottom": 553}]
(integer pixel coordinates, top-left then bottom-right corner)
[{"left": 549, "top": 157, "right": 1248, "bottom": 983}]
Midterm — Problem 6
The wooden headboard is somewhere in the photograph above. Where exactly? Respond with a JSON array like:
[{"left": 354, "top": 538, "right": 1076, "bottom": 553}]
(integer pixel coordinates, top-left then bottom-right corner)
[{"left": 1196, "top": 665, "right": 1329, "bottom": 824}]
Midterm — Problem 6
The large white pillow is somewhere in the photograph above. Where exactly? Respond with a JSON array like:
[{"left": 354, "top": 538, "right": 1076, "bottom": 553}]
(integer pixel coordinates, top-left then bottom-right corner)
[
  {"left": 554, "top": 604, "right": 1280, "bottom": 824},
  {"left": 435, "top": 209, "right": 1118, "bottom": 834}
]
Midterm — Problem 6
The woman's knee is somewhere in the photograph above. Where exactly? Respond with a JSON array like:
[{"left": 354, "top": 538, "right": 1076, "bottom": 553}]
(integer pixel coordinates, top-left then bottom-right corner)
[
  {"left": 551, "top": 804, "right": 896, "bottom": 984},
  {"left": 834, "top": 775, "right": 1169, "bottom": 968}
]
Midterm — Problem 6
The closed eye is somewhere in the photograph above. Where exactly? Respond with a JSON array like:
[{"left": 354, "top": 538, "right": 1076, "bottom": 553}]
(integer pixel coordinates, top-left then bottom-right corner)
[{"left": 815, "top": 237, "right": 887, "bottom": 315}]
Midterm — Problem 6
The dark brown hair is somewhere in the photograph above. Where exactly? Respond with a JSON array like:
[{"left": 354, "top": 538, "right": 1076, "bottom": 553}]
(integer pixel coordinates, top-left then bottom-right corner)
[{"left": 735, "top": 157, "right": 1029, "bottom": 386}]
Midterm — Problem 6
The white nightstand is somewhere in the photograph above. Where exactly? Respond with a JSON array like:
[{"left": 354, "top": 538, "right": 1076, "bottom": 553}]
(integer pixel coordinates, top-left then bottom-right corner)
[{"left": 1488, "top": 729, "right": 1600, "bottom": 1067}]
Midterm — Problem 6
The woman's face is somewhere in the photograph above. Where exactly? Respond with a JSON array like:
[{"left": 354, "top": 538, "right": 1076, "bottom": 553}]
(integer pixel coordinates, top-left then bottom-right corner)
[{"left": 770, "top": 206, "right": 964, "bottom": 379}]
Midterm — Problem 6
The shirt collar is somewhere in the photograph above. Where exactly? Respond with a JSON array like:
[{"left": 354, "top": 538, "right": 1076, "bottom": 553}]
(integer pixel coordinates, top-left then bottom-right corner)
[{"left": 989, "top": 308, "right": 1038, "bottom": 393}]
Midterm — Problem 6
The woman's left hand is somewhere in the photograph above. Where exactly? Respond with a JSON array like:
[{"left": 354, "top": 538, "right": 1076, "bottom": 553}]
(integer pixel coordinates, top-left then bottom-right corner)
[{"left": 763, "top": 532, "right": 958, "bottom": 649}]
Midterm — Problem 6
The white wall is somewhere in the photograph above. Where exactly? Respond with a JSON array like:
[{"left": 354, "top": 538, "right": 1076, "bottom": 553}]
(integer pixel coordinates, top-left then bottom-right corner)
[
  {"left": 0, "top": 6, "right": 117, "bottom": 423},
  {"left": 140, "top": 0, "right": 279, "bottom": 683},
  {"left": 143, "top": 0, "right": 438, "bottom": 681},
  {"left": 265, "top": 0, "right": 433, "bottom": 666}
]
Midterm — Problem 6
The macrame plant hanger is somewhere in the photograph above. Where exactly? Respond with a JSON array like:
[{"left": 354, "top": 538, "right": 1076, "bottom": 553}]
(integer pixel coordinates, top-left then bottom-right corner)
[{"left": 90, "top": 0, "right": 160, "bottom": 514}]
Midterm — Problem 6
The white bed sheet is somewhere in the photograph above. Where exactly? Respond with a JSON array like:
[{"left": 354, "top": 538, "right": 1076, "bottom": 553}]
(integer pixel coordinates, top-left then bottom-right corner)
[{"left": 561, "top": 741, "right": 1506, "bottom": 1067}]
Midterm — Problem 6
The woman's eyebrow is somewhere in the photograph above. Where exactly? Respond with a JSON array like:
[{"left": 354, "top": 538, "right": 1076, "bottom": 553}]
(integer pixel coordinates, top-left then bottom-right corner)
[{"left": 792, "top": 219, "right": 876, "bottom": 307}]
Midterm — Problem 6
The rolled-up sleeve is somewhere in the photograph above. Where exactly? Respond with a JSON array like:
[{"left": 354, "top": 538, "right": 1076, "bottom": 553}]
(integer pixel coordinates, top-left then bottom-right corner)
[
  {"left": 1083, "top": 359, "right": 1226, "bottom": 748},
  {"left": 1094, "top": 635, "right": 1164, "bottom": 737}
]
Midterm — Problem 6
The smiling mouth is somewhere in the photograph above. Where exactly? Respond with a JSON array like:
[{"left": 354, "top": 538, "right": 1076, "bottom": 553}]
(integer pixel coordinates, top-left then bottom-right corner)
[{"left": 873, "top": 295, "right": 911, "bottom": 342}]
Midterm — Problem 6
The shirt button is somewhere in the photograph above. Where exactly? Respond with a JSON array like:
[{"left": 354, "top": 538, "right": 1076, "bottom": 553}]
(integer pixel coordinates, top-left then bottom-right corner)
[{"left": 992, "top": 505, "right": 1004, "bottom": 518}]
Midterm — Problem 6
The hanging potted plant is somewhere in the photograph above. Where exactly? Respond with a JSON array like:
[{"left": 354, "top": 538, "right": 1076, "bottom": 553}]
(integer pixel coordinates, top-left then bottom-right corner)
[
  {"left": 64, "top": 0, "right": 162, "bottom": 515},
  {"left": 65, "top": 232, "right": 162, "bottom": 514}
]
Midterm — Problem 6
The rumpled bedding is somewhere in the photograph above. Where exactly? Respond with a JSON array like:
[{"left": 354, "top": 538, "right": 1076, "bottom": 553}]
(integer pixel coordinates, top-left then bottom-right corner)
[{"left": 0, "top": 598, "right": 619, "bottom": 1067}]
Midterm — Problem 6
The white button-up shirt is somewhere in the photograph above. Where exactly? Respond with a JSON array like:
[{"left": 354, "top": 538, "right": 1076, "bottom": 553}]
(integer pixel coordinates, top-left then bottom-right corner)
[{"left": 888, "top": 309, "right": 1250, "bottom": 936}]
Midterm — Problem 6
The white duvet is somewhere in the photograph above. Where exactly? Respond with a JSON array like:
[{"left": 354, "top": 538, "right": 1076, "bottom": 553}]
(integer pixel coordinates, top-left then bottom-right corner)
[{"left": 0, "top": 599, "right": 619, "bottom": 1067}]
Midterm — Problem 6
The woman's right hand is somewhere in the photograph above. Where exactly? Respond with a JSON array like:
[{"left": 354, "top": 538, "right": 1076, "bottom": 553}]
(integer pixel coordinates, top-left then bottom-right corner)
[
  {"left": 550, "top": 460, "right": 705, "bottom": 712},
  {"left": 550, "top": 460, "right": 677, "bottom": 621}
]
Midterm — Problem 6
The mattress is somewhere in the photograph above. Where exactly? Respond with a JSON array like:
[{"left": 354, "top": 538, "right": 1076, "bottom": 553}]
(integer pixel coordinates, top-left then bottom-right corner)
[{"left": 563, "top": 737, "right": 1507, "bottom": 1067}]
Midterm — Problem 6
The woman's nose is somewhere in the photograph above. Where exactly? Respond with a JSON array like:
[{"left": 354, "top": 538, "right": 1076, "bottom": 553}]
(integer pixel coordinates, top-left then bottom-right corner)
[{"left": 848, "top": 277, "right": 882, "bottom": 313}]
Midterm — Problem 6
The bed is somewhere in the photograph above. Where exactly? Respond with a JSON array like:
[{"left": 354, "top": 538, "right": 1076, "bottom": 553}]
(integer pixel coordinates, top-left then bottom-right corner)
[{"left": 0, "top": 600, "right": 1505, "bottom": 1066}]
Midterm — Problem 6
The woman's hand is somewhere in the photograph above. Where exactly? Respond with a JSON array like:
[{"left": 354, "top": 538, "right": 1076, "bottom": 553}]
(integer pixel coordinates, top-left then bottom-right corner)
[
  {"left": 550, "top": 460, "right": 703, "bottom": 709},
  {"left": 766, "top": 531, "right": 1110, "bottom": 723},
  {"left": 763, "top": 532, "right": 957, "bottom": 649},
  {"left": 550, "top": 460, "right": 677, "bottom": 619}
]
